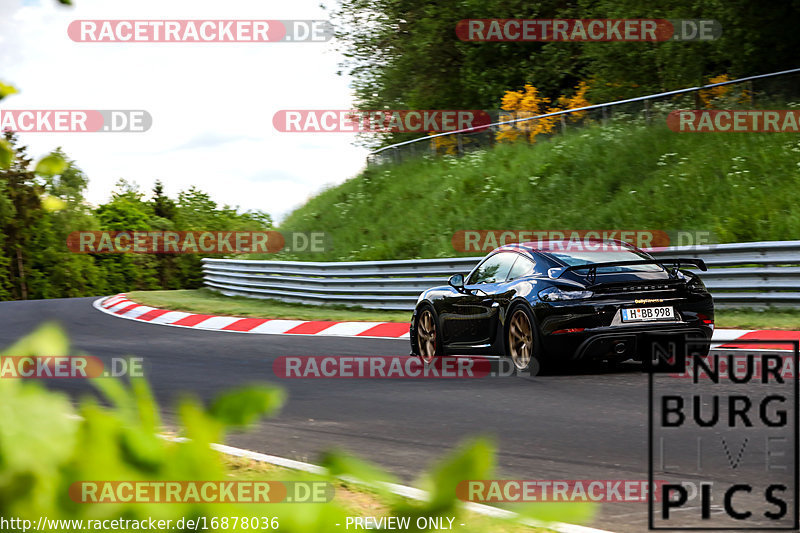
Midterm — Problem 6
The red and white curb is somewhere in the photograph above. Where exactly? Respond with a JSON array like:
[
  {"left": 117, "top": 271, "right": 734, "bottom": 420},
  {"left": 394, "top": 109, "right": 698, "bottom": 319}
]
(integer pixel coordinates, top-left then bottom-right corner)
[
  {"left": 94, "top": 294, "right": 410, "bottom": 339},
  {"left": 711, "top": 328, "right": 800, "bottom": 351}
]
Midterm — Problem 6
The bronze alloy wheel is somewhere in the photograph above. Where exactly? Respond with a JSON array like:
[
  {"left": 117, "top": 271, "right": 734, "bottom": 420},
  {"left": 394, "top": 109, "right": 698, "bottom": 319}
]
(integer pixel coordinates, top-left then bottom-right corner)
[
  {"left": 417, "top": 309, "right": 437, "bottom": 364},
  {"left": 508, "top": 308, "right": 534, "bottom": 370}
]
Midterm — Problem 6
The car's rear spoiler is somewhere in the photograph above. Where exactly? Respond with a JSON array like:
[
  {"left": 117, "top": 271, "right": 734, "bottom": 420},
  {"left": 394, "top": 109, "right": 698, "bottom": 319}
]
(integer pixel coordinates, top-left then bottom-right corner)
[{"left": 547, "top": 258, "right": 707, "bottom": 282}]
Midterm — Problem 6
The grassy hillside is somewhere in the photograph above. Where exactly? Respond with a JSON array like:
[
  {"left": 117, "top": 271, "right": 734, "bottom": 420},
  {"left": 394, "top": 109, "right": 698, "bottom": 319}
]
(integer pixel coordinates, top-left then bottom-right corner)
[{"left": 277, "top": 122, "right": 800, "bottom": 261}]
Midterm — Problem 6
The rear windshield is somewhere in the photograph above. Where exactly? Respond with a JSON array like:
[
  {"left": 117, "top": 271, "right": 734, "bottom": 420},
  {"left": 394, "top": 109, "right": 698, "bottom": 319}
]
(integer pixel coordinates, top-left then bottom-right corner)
[{"left": 549, "top": 249, "right": 663, "bottom": 273}]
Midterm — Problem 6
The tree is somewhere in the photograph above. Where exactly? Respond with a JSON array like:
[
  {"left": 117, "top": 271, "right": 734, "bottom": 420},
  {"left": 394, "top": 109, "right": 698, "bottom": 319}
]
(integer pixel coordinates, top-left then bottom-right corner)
[
  {"left": 152, "top": 179, "right": 177, "bottom": 221},
  {"left": 25, "top": 150, "right": 107, "bottom": 298},
  {"left": 330, "top": 0, "right": 800, "bottom": 148},
  {"left": 0, "top": 133, "right": 43, "bottom": 299},
  {"left": 0, "top": 179, "right": 15, "bottom": 299}
]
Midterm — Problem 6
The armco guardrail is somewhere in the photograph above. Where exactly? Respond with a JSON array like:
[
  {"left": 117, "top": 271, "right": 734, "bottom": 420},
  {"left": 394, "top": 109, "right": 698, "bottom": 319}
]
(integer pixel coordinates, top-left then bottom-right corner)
[{"left": 202, "top": 241, "right": 800, "bottom": 310}]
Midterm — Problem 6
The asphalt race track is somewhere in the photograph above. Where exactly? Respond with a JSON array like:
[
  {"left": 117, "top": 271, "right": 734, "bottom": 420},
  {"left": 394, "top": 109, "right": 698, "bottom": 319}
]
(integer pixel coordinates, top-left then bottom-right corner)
[{"left": 1, "top": 297, "right": 795, "bottom": 532}]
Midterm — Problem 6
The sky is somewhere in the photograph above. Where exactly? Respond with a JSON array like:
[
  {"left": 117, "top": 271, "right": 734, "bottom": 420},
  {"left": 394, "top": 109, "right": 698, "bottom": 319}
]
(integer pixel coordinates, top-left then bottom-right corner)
[{"left": 0, "top": 0, "right": 368, "bottom": 222}]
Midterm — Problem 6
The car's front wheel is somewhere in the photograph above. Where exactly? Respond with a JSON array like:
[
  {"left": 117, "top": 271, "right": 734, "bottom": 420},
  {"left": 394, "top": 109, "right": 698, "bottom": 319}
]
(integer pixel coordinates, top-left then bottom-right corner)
[
  {"left": 506, "top": 304, "right": 541, "bottom": 375},
  {"left": 415, "top": 305, "right": 442, "bottom": 364}
]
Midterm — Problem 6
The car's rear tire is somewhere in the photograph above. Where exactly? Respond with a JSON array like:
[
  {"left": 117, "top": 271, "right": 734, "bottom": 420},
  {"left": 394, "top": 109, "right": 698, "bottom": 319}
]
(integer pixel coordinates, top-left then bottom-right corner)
[
  {"left": 415, "top": 304, "right": 443, "bottom": 364},
  {"left": 505, "top": 303, "right": 542, "bottom": 376}
]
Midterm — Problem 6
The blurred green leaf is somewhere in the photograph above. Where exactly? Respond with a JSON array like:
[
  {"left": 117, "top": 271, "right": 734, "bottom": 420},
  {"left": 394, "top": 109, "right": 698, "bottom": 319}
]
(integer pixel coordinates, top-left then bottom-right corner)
[
  {"left": 321, "top": 448, "right": 398, "bottom": 485},
  {"left": 319, "top": 449, "right": 400, "bottom": 506},
  {"left": 0, "top": 139, "right": 13, "bottom": 169},
  {"left": 208, "top": 384, "right": 285, "bottom": 429},
  {"left": 34, "top": 154, "right": 67, "bottom": 177},
  {"left": 179, "top": 396, "right": 223, "bottom": 444},
  {"left": 0, "top": 324, "right": 77, "bottom": 512},
  {"left": 92, "top": 375, "right": 135, "bottom": 418},
  {"left": 1, "top": 326, "right": 561, "bottom": 532},
  {"left": 90, "top": 377, "right": 166, "bottom": 471},
  {"left": 0, "top": 380, "right": 77, "bottom": 472},
  {"left": 0, "top": 81, "right": 18, "bottom": 100},
  {"left": 387, "top": 438, "right": 496, "bottom": 531},
  {"left": 515, "top": 501, "right": 597, "bottom": 525},
  {"left": 41, "top": 195, "right": 67, "bottom": 212},
  {"left": 119, "top": 426, "right": 165, "bottom": 471},
  {"left": 424, "top": 437, "right": 495, "bottom": 509},
  {"left": 131, "top": 377, "right": 160, "bottom": 432}
]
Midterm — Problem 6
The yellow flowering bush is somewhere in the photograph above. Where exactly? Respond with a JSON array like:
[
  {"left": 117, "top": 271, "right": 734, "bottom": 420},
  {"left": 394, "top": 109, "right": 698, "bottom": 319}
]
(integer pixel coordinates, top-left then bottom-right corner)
[
  {"left": 699, "top": 74, "right": 752, "bottom": 108},
  {"left": 428, "top": 133, "right": 459, "bottom": 155},
  {"left": 496, "top": 81, "right": 591, "bottom": 143}
]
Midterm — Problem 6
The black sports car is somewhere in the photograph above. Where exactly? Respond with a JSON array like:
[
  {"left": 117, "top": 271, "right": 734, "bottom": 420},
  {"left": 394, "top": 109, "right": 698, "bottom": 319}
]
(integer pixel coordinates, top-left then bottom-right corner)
[{"left": 409, "top": 240, "right": 714, "bottom": 373}]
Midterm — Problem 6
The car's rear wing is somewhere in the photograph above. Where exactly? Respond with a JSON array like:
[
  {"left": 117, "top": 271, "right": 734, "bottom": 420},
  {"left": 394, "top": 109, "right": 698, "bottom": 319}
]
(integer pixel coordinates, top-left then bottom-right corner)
[{"left": 547, "top": 258, "right": 707, "bottom": 282}]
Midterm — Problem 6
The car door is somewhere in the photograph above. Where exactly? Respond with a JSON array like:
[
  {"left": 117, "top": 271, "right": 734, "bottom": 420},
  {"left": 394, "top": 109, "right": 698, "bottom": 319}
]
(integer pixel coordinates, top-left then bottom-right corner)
[{"left": 442, "top": 252, "right": 517, "bottom": 346}]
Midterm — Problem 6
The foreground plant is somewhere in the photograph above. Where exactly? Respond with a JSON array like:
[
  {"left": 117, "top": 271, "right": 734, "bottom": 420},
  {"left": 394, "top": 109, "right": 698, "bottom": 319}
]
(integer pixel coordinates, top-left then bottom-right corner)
[{"left": 0, "top": 323, "right": 593, "bottom": 531}]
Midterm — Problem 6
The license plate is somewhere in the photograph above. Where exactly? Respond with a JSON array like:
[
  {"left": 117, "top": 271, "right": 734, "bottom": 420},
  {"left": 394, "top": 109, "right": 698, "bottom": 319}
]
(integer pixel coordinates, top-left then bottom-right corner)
[{"left": 621, "top": 306, "right": 674, "bottom": 322}]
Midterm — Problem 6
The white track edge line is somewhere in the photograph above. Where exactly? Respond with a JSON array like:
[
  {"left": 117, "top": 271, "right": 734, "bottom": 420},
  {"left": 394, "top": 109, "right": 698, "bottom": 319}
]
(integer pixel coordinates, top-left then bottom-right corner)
[{"left": 159, "top": 436, "right": 614, "bottom": 533}]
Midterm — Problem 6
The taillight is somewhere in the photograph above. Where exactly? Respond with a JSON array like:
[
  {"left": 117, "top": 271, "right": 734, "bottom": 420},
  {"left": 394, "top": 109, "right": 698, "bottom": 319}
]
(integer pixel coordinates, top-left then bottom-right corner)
[
  {"left": 698, "top": 313, "right": 714, "bottom": 328},
  {"left": 552, "top": 328, "right": 586, "bottom": 335}
]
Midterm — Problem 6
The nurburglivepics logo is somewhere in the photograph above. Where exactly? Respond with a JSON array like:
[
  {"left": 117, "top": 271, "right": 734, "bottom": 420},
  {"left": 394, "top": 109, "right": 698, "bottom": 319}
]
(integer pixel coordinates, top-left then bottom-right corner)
[{"left": 647, "top": 337, "right": 799, "bottom": 530}]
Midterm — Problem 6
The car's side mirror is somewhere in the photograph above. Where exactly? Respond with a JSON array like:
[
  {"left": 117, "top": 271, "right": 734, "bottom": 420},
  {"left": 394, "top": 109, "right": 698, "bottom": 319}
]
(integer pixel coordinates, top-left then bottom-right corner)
[{"left": 448, "top": 273, "right": 465, "bottom": 290}]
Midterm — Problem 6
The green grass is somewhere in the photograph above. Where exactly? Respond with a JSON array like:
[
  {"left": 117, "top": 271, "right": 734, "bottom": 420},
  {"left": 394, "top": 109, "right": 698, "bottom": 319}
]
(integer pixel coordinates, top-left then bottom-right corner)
[
  {"left": 714, "top": 308, "right": 800, "bottom": 330},
  {"left": 127, "top": 289, "right": 411, "bottom": 322},
  {"left": 125, "top": 289, "right": 799, "bottom": 329},
  {"left": 274, "top": 121, "right": 800, "bottom": 262}
]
